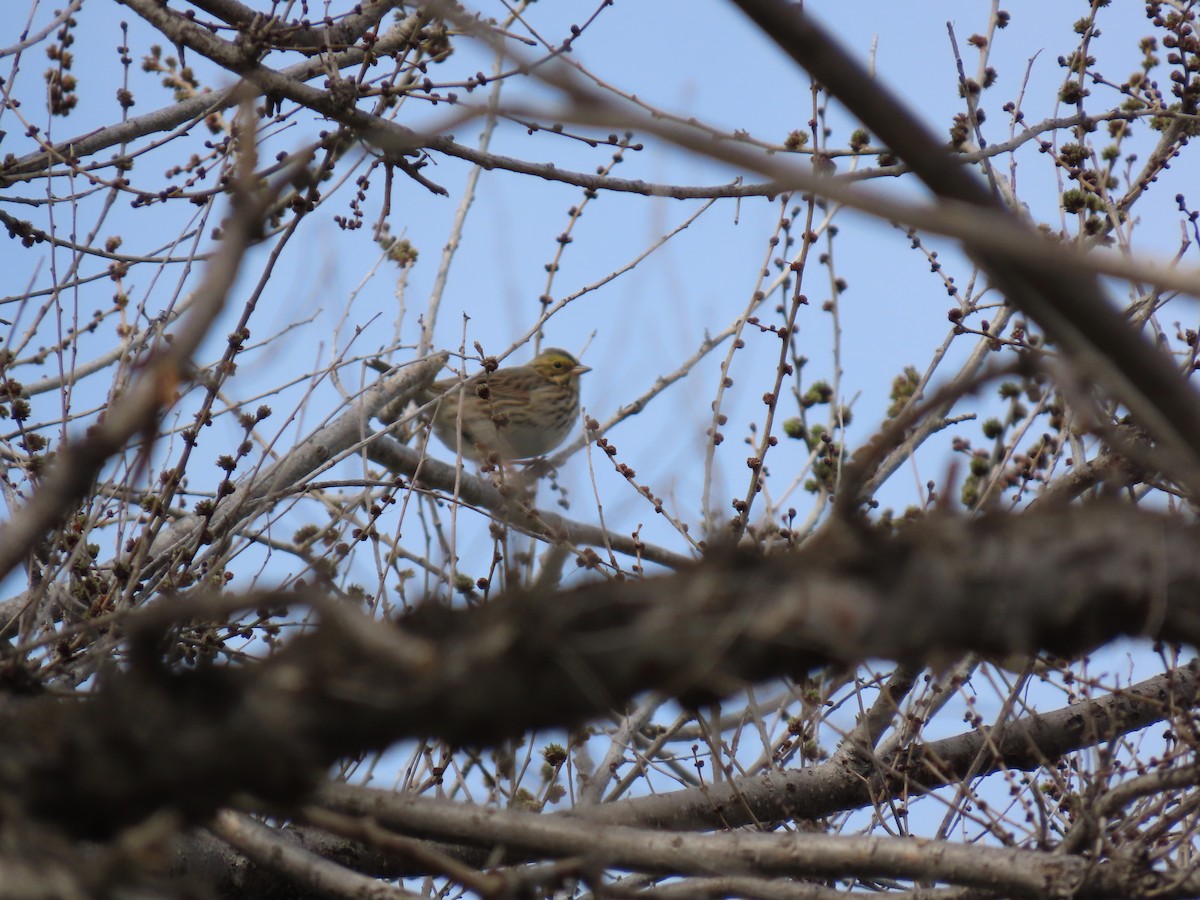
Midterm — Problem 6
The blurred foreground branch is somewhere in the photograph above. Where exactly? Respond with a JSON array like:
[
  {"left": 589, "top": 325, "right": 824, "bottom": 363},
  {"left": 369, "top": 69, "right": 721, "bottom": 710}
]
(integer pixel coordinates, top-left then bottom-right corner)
[{"left": 2, "top": 502, "right": 1198, "bottom": 842}]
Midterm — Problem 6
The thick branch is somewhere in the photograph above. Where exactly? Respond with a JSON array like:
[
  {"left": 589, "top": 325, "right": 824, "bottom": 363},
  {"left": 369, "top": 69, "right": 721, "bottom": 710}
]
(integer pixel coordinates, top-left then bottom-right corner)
[
  {"left": 3, "top": 503, "right": 1200, "bottom": 840},
  {"left": 306, "top": 784, "right": 1197, "bottom": 899},
  {"left": 187, "top": 0, "right": 402, "bottom": 53}
]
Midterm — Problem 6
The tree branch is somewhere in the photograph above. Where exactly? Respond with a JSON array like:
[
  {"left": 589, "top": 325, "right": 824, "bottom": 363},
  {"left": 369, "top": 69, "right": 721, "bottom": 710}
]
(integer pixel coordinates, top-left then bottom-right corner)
[{"left": 3, "top": 503, "right": 1199, "bottom": 840}]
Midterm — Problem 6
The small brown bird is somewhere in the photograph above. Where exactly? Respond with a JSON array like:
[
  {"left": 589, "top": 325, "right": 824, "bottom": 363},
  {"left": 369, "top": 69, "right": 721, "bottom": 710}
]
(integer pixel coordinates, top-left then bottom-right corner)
[{"left": 423, "top": 348, "right": 590, "bottom": 462}]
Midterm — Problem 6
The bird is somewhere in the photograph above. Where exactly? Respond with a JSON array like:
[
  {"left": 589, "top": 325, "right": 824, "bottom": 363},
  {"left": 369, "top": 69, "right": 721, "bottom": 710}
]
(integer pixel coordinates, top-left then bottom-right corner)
[{"left": 421, "top": 348, "right": 590, "bottom": 462}]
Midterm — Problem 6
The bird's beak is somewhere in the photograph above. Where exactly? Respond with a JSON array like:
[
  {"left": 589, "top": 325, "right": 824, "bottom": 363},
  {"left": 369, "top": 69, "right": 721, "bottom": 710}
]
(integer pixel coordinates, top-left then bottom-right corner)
[{"left": 572, "top": 363, "right": 592, "bottom": 376}]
